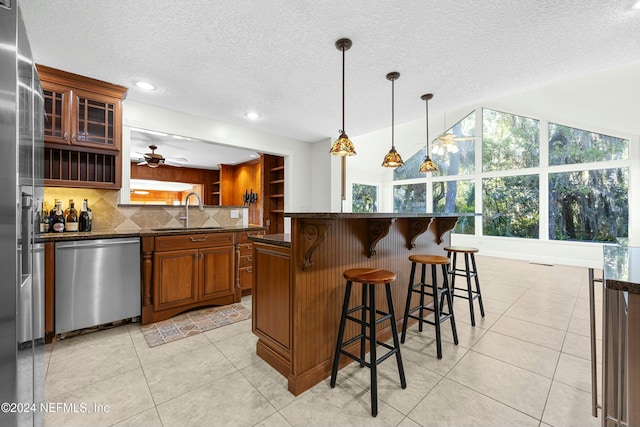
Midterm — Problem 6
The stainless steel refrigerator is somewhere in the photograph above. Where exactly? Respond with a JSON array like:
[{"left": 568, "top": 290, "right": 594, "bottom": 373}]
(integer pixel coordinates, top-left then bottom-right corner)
[{"left": 0, "top": 1, "right": 45, "bottom": 426}]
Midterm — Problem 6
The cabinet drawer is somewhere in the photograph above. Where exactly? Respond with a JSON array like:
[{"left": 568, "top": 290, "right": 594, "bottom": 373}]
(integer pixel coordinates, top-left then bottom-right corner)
[
  {"left": 155, "top": 233, "right": 234, "bottom": 252},
  {"left": 239, "top": 255, "right": 253, "bottom": 268},
  {"left": 240, "top": 230, "right": 265, "bottom": 243},
  {"left": 239, "top": 243, "right": 253, "bottom": 255},
  {"left": 239, "top": 266, "right": 253, "bottom": 289}
]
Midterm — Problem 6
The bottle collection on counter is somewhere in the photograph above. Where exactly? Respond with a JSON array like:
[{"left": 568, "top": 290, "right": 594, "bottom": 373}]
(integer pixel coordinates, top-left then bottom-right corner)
[{"left": 36, "top": 198, "right": 92, "bottom": 233}]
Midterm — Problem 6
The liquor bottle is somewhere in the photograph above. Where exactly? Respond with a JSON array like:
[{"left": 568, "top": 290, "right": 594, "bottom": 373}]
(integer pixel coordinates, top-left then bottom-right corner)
[
  {"left": 49, "top": 199, "right": 58, "bottom": 228},
  {"left": 84, "top": 198, "right": 92, "bottom": 231},
  {"left": 41, "top": 201, "right": 50, "bottom": 233},
  {"left": 79, "top": 199, "right": 90, "bottom": 232},
  {"left": 64, "top": 199, "right": 79, "bottom": 232},
  {"left": 51, "top": 200, "right": 65, "bottom": 233}
]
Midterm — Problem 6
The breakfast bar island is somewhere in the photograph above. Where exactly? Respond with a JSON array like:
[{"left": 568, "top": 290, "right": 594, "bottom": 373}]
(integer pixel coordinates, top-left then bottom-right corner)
[{"left": 250, "top": 212, "right": 470, "bottom": 395}]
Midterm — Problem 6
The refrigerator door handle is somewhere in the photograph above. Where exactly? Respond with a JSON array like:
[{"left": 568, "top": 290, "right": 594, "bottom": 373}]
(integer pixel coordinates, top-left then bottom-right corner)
[{"left": 21, "top": 192, "right": 33, "bottom": 275}]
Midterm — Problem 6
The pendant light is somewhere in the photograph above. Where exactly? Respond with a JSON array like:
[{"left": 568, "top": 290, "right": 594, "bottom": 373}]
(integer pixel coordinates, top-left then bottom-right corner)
[
  {"left": 418, "top": 93, "right": 438, "bottom": 173},
  {"left": 329, "top": 38, "right": 356, "bottom": 156},
  {"left": 381, "top": 72, "right": 404, "bottom": 168}
]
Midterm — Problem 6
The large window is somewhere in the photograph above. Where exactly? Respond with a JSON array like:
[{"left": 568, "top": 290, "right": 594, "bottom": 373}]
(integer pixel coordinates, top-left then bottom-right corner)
[
  {"left": 390, "top": 107, "right": 630, "bottom": 243},
  {"left": 352, "top": 183, "right": 378, "bottom": 213},
  {"left": 483, "top": 109, "right": 539, "bottom": 172},
  {"left": 548, "top": 124, "right": 629, "bottom": 242},
  {"left": 433, "top": 179, "right": 475, "bottom": 234},
  {"left": 432, "top": 111, "right": 476, "bottom": 177},
  {"left": 393, "top": 183, "right": 426, "bottom": 213},
  {"left": 483, "top": 175, "right": 539, "bottom": 238}
]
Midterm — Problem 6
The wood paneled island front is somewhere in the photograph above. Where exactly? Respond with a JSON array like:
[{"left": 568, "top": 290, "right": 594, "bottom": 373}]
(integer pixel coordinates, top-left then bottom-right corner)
[{"left": 250, "top": 213, "right": 470, "bottom": 395}]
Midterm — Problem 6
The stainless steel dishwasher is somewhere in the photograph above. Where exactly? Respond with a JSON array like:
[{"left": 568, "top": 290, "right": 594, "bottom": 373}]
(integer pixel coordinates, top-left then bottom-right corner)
[{"left": 55, "top": 238, "right": 141, "bottom": 335}]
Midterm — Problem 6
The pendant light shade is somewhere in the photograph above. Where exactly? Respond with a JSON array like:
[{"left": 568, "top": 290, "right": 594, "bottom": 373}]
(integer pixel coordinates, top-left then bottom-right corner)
[
  {"left": 330, "top": 38, "right": 356, "bottom": 156},
  {"left": 418, "top": 93, "right": 438, "bottom": 173},
  {"left": 381, "top": 72, "right": 404, "bottom": 168}
]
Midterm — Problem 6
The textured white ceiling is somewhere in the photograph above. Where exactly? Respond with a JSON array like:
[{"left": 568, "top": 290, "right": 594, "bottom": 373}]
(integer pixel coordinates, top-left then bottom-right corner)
[{"left": 20, "top": 0, "right": 640, "bottom": 147}]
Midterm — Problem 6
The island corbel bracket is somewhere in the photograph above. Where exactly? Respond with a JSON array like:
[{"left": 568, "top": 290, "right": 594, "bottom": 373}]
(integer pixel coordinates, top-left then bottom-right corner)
[
  {"left": 432, "top": 217, "right": 459, "bottom": 244},
  {"left": 407, "top": 217, "right": 434, "bottom": 249},
  {"left": 367, "top": 218, "right": 395, "bottom": 257},
  {"left": 300, "top": 219, "right": 333, "bottom": 270}
]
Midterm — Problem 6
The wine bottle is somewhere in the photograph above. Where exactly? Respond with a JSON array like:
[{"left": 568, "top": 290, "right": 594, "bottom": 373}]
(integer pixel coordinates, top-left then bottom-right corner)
[
  {"left": 84, "top": 198, "right": 92, "bottom": 231},
  {"left": 41, "top": 201, "right": 50, "bottom": 233},
  {"left": 79, "top": 199, "right": 90, "bottom": 232},
  {"left": 49, "top": 199, "right": 58, "bottom": 229},
  {"left": 65, "top": 199, "right": 79, "bottom": 232},
  {"left": 51, "top": 200, "right": 65, "bottom": 233}
]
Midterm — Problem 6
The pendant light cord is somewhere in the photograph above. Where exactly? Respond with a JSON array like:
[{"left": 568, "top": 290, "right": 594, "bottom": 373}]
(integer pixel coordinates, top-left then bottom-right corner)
[
  {"left": 341, "top": 45, "right": 345, "bottom": 132},
  {"left": 425, "top": 97, "right": 429, "bottom": 155},
  {"left": 391, "top": 78, "right": 395, "bottom": 149}
]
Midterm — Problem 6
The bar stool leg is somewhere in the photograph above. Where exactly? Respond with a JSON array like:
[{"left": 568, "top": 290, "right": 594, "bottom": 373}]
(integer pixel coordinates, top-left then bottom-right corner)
[
  {"left": 450, "top": 252, "right": 458, "bottom": 309},
  {"left": 464, "top": 253, "right": 476, "bottom": 326},
  {"left": 431, "top": 264, "right": 443, "bottom": 359},
  {"left": 368, "top": 283, "right": 378, "bottom": 417},
  {"left": 442, "top": 264, "right": 459, "bottom": 345},
  {"left": 401, "top": 262, "right": 417, "bottom": 343},
  {"left": 331, "top": 280, "right": 353, "bottom": 387},
  {"left": 471, "top": 253, "right": 485, "bottom": 318},
  {"left": 360, "top": 284, "right": 367, "bottom": 367},
  {"left": 418, "top": 263, "right": 426, "bottom": 332},
  {"left": 385, "top": 283, "right": 406, "bottom": 389}
]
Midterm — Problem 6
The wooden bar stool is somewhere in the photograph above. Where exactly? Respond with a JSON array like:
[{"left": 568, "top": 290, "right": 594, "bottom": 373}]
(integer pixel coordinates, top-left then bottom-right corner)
[
  {"left": 330, "top": 268, "right": 406, "bottom": 417},
  {"left": 444, "top": 246, "right": 485, "bottom": 326},
  {"left": 401, "top": 255, "right": 458, "bottom": 359}
]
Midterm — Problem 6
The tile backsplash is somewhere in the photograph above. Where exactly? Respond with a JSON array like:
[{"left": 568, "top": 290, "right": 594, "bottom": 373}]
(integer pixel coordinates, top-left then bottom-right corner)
[{"left": 43, "top": 188, "right": 247, "bottom": 231}]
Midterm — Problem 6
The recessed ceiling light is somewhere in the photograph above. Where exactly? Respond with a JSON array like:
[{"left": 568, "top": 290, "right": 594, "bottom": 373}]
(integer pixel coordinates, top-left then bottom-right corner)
[
  {"left": 135, "top": 81, "right": 156, "bottom": 90},
  {"left": 249, "top": 154, "right": 258, "bottom": 158},
  {"left": 244, "top": 112, "right": 261, "bottom": 120}
]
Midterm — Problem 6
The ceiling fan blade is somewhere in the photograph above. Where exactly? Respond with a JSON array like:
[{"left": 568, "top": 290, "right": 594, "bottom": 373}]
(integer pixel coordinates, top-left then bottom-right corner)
[
  {"left": 165, "top": 159, "right": 185, "bottom": 167},
  {"left": 137, "top": 161, "right": 148, "bottom": 166}
]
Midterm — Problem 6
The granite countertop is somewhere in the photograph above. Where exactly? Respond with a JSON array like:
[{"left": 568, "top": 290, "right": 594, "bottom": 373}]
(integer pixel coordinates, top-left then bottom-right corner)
[
  {"left": 284, "top": 212, "right": 480, "bottom": 219},
  {"left": 603, "top": 245, "right": 640, "bottom": 295},
  {"left": 249, "top": 233, "right": 291, "bottom": 248},
  {"left": 39, "top": 225, "right": 266, "bottom": 242}
]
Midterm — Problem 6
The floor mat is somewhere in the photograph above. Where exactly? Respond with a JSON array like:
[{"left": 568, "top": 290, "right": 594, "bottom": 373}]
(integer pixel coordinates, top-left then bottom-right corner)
[{"left": 141, "top": 302, "right": 251, "bottom": 348}]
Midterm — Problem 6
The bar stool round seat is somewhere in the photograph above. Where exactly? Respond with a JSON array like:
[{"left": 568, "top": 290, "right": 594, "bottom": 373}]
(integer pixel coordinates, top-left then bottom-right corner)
[
  {"left": 330, "top": 268, "right": 406, "bottom": 417},
  {"left": 343, "top": 268, "right": 396, "bottom": 284},
  {"left": 444, "top": 246, "right": 485, "bottom": 326},
  {"left": 401, "top": 254, "right": 458, "bottom": 359}
]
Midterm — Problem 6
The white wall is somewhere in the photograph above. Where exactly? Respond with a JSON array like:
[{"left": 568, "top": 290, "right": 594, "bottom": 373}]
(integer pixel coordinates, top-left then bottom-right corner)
[{"left": 121, "top": 101, "right": 315, "bottom": 219}]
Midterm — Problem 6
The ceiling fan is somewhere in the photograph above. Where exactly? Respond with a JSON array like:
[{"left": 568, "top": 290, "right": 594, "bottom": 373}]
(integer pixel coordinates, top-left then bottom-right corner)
[
  {"left": 135, "top": 145, "right": 188, "bottom": 168},
  {"left": 432, "top": 112, "right": 479, "bottom": 156}
]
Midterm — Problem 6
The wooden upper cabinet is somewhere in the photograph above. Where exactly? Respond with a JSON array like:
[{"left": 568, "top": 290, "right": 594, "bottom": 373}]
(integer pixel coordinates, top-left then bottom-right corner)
[{"left": 38, "top": 64, "right": 127, "bottom": 189}]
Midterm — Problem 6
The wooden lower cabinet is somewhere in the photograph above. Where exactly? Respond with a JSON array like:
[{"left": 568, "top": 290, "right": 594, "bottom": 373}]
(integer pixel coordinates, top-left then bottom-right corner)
[
  {"left": 201, "top": 246, "right": 235, "bottom": 299},
  {"left": 252, "top": 242, "right": 291, "bottom": 377},
  {"left": 143, "top": 232, "right": 237, "bottom": 324}
]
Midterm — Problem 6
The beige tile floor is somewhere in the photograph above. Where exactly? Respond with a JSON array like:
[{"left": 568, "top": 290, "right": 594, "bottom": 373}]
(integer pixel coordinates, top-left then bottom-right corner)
[{"left": 41, "top": 256, "right": 604, "bottom": 427}]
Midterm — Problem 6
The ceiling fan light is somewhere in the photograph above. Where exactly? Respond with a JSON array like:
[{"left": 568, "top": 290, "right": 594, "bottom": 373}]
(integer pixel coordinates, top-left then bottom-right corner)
[
  {"left": 146, "top": 161, "right": 160, "bottom": 168},
  {"left": 381, "top": 147, "right": 404, "bottom": 168},
  {"left": 329, "top": 131, "right": 357, "bottom": 156}
]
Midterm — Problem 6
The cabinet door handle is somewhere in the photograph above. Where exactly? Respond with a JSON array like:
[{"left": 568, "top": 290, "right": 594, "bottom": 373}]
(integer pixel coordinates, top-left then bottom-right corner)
[
  {"left": 247, "top": 268, "right": 252, "bottom": 273},
  {"left": 190, "top": 236, "right": 208, "bottom": 242},
  {"left": 247, "top": 256, "right": 252, "bottom": 262}
]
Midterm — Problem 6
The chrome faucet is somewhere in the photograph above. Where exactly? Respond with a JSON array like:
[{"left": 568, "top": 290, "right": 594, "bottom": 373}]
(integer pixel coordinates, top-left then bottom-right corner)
[{"left": 179, "top": 192, "right": 204, "bottom": 228}]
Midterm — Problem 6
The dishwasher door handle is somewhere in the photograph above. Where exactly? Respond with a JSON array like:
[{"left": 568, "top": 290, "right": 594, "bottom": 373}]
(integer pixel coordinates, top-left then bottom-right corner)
[{"left": 56, "top": 238, "right": 140, "bottom": 250}]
